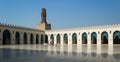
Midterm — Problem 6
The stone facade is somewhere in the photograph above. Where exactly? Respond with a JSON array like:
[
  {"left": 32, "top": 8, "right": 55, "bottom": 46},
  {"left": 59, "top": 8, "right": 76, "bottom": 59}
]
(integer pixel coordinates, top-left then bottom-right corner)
[
  {"left": 0, "top": 23, "right": 45, "bottom": 45},
  {"left": 45, "top": 24, "right": 120, "bottom": 45}
]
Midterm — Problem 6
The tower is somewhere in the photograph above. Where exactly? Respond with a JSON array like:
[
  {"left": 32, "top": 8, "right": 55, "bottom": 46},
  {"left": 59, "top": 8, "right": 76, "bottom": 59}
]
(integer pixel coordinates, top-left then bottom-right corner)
[
  {"left": 36, "top": 8, "right": 51, "bottom": 31},
  {"left": 41, "top": 8, "right": 47, "bottom": 23}
]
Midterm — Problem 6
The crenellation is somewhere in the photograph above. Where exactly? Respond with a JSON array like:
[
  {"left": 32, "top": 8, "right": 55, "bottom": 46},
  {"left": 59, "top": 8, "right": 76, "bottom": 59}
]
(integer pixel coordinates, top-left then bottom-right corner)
[{"left": 0, "top": 22, "right": 44, "bottom": 32}]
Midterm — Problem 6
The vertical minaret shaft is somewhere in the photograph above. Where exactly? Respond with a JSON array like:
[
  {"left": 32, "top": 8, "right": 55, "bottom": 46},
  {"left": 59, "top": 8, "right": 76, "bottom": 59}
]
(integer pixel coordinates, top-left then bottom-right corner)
[{"left": 41, "top": 8, "right": 47, "bottom": 23}]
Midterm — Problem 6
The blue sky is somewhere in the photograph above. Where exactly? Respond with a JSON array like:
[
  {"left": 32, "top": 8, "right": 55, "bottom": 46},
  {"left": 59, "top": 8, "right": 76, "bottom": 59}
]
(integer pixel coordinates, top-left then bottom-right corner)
[{"left": 0, "top": 0, "right": 120, "bottom": 29}]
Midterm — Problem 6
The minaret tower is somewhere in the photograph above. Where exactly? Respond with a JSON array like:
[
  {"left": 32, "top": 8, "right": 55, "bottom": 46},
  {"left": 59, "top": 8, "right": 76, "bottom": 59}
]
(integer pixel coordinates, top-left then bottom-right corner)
[
  {"left": 36, "top": 8, "right": 51, "bottom": 31},
  {"left": 41, "top": 8, "right": 47, "bottom": 23}
]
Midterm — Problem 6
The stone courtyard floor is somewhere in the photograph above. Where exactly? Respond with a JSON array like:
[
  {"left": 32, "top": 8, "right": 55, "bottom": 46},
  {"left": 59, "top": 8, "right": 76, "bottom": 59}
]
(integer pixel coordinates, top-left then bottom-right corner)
[{"left": 0, "top": 44, "right": 120, "bottom": 62}]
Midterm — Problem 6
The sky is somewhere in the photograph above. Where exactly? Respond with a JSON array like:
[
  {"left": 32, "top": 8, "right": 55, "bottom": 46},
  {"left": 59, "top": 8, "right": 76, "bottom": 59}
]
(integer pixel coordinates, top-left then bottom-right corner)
[{"left": 0, "top": 0, "right": 120, "bottom": 29}]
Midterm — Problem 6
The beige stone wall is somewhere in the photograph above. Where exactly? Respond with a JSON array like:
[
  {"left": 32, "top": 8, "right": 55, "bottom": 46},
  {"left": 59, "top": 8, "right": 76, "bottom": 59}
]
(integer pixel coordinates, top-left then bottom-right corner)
[
  {"left": 0, "top": 24, "right": 45, "bottom": 45},
  {"left": 45, "top": 24, "right": 120, "bottom": 45},
  {"left": 36, "top": 23, "right": 51, "bottom": 31}
]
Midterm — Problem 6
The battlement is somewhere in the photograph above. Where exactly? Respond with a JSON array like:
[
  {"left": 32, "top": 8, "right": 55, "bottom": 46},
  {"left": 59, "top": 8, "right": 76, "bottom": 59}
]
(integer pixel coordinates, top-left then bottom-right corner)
[
  {"left": 0, "top": 22, "right": 44, "bottom": 32},
  {"left": 46, "top": 24, "right": 120, "bottom": 32}
]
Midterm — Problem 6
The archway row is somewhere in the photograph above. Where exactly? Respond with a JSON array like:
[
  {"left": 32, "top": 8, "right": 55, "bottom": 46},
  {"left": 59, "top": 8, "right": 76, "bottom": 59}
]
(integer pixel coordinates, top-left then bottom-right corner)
[
  {"left": 48, "top": 31, "right": 120, "bottom": 45},
  {"left": 2, "top": 29, "right": 41, "bottom": 45}
]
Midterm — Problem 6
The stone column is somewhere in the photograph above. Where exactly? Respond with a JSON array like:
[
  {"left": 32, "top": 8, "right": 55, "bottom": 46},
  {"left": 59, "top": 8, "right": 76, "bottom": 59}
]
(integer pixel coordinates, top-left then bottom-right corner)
[
  {"left": 87, "top": 32, "right": 91, "bottom": 45},
  {"left": 54, "top": 34, "right": 57, "bottom": 45},
  {"left": 39, "top": 34, "right": 41, "bottom": 44},
  {"left": 43, "top": 34, "right": 45, "bottom": 44},
  {"left": 43, "top": 34, "right": 46, "bottom": 44},
  {"left": 20, "top": 32, "right": 23, "bottom": 44},
  {"left": 48, "top": 35, "right": 50, "bottom": 44},
  {"left": 108, "top": 31, "right": 113, "bottom": 55},
  {"left": 77, "top": 33, "right": 81, "bottom": 45},
  {"left": 80, "top": 33, "right": 82, "bottom": 45},
  {"left": 33, "top": 34, "right": 36, "bottom": 44},
  {"left": 60, "top": 34, "right": 63, "bottom": 45},
  {"left": 27, "top": 34, "right": 30, "bottom": 44},
  {"left": 97, "top": 32, "right": 101, "bottom": 45},
  {"left": 11, "top": 31, "right": 15, "bottom": 45},
  {"left": 68, "top": 33, "right": 72, "bottom": 45},
  {"left": 108, "top": 31, "right": 113, "bottom": 45}
]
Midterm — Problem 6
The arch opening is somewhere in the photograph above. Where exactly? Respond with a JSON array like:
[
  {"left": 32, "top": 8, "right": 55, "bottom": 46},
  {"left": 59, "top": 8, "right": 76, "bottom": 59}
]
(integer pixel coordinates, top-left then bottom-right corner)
[
  {"left": 64, "top": 34, "right": 68, "bottom": 44},
  {"left": 3, "top": 30, "right": 11, "bottom": 45},
  {"left": 45, "top": 35, "right": 48, "bottom": 43},
  {"left": 41, "top": 35, "right": 43, "bottom": 44},
  {"left": 82, "top": 32, "right": 87, "bottom": 44},
  {"left": 91, "top": 32, "right": 97, "bottom": 44},
  {"left": 50, "top": 34, "right": 54, "bottom": 41},
  {"left": 57, "top": 34, "right": 60, "bottom": 44},
  {"left": 101, "top": 32, "right": 108, "bottom": 44},
  {"left": 15, "top": 32, "right": 20, "bottom": 44},
  {"left": 30, "top": 34, "right": 33, "bottom": 44},
  {"left": 72, "top": 33, "right": 77, "bottom": 44},
  {"left": 113, "top": 31, "right": 120, "bottom": 44},
  {"left": 23, "top": 33, "right": 27, "bottom": 44},
  {"left": 36, "top": 34, "right": 39, "bottom": 44}
]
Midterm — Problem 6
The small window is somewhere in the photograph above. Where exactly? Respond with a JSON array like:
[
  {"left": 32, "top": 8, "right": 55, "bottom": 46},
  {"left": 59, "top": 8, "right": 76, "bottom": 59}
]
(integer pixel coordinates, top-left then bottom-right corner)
[
  {"left": 98, "top": 31, "right": 100, "bottom": 34},
  {"left": 110, "top": 31, "right": 111, "bottom": 34}
]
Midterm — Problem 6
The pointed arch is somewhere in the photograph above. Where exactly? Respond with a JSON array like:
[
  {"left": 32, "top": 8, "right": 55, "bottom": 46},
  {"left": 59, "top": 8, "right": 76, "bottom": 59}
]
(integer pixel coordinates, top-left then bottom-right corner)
[
  {"left": 3, "top": 29, "right": 11, "bottom": 45},
  {"left": 91, "top": 32, "right": 97, "bottom": 44},
  {"left": 57, "top": 34, "right": 61, "bottom": 44},
  {"left": 15, "top": 31, "right": 20, "bottom": 44},
  {"left": 30, "top": 33, "right": 33, "bottom": 44},
  {"left": 113, "top": 31, "right": 120, "bottom": 44},
  {"left": 72, "top": 33, "right": 77, "bottom": 44},
  {"left": 82, "top": 32, "right": 87, "bottom": 44},
  {"left": 23, "top": 32, "right": 27, "bottom": 44},
  {"left": 63, "top": 33, "right": 68, "bottom": 44},
  {"left": 101, "top": 31, "right": 108, "bottom": 44},
  {"left": 45, "top": 34, "right": 48, "bottom": 43},
  {"left": 50, "top": 34, "right": 54, "bottom": 41}
]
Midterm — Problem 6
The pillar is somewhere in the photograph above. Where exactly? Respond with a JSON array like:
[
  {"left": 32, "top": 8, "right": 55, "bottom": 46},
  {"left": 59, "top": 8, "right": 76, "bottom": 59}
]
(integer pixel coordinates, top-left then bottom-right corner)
[
  {"left": 39, "top": 34, "right": 41, "bottom": 44},
  {"left": 27, "top": 34, "right": 30, "bottom": 44},
  {"left": 68, "top": 33, "right": 72, "bottom": 45},
  {"left": 108, "top": 31, "right": 113, "bottom": 54},
  {"left": 60, "top": 34, "right": 63, "bottom": 45},
  {"left": 54, "top": 34, "right": 56, "bottom": 45},
  {"left": 11, "top": 31, "right": 15, "bottom": 45},
  {"left": 97, "top": 32, "right": 101, "bottom": 45},
  {"left": 88, "top": 32, "right": 91, "bottom": 45},
  {"left": 33, "top": 34, "right": 36, "bottom": 44},
  {"left": 108, "top": 31, "right": 113, "bottom": 45},
  {"left": 77, "top": 33, "right": 81, "bottom": 45},
  {"left": 20, "top": 32, "right": 23, "bottom": 44},
  {"left": 48, "top": 34, "right": 50, "bottom": 44}
]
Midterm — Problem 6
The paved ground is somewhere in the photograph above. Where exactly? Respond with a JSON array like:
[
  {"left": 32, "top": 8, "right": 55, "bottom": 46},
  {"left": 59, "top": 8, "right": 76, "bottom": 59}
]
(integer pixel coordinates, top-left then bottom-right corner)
[{"left": 0, "top": 44, "right": 120, "bottom": 62}]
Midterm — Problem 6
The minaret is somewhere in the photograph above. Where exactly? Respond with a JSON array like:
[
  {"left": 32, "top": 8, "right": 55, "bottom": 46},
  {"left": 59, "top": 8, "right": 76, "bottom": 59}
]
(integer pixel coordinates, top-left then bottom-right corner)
[
  {"left": 41, "top": 8, "right": 47, "bottom": 23},
  {"left": 36, "top": 8, "right": 51, "bottom": 31}
]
